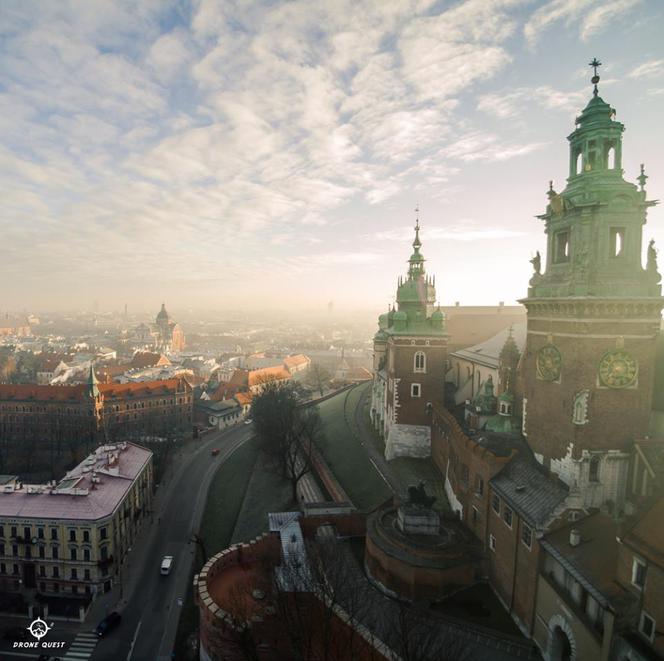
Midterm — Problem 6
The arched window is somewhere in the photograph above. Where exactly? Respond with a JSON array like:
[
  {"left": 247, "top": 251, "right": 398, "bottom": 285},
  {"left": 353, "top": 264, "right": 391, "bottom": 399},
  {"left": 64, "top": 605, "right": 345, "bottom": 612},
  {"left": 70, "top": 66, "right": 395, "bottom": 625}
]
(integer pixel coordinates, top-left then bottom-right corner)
[
  {"left": 576, "top": 152, "right": 583, "bottom": 175},
  {"left": 414, "top": 351, "right": 426, "bottom": 373},
  {"left": 607, "top": 146, "right": 615, "bottom": 169}
]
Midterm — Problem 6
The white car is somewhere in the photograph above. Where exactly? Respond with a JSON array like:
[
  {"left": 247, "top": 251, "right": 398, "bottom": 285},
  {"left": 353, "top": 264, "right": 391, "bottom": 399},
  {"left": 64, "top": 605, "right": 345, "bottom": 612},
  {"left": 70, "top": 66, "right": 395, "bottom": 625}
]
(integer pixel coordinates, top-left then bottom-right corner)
[{"left": 160, "top": 555, "right": 174, "bottom": 575}]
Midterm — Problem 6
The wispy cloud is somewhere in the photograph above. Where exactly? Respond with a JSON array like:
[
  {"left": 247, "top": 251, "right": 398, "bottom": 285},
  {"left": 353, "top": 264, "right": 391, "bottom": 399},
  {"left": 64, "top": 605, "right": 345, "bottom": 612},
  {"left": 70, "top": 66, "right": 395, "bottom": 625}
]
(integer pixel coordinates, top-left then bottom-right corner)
[{"left": 524, "top": 0, "right": 642, "bottom": 47}]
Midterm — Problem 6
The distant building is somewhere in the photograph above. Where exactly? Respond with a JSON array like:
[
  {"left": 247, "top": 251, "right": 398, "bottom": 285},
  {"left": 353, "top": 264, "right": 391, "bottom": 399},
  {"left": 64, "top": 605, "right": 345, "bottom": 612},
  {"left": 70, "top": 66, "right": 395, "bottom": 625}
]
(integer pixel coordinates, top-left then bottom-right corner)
[
  {"left": 0, "top": 442, "right": 152, "bottom": 609},
  {"left": 132, "top": 304, "right": 185, "bottom": 353},
  {"left": 0, "top": 367, "right": 193, "bottom": 443}
]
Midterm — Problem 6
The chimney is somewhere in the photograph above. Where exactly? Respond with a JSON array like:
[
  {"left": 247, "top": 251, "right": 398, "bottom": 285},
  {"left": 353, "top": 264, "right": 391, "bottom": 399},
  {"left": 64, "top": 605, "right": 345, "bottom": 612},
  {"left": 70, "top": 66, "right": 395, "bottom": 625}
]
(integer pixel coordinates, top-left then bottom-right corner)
[{"left": 569, "top": 528, "right": 581, "bottom": 547}]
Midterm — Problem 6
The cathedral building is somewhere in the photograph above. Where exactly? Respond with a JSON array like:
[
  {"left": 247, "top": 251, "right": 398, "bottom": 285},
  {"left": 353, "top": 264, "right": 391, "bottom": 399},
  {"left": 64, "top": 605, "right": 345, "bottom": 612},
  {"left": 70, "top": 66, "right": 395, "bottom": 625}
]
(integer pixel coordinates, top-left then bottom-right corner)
[
  {"left": 370, "top": 218, "right": 447, "bottom": 460},
  {"left": 134, "top": 303, "right": 186, "bottom": 353},
  {"left": 520, "top": 68, "right": 663, "bottom": 510}
]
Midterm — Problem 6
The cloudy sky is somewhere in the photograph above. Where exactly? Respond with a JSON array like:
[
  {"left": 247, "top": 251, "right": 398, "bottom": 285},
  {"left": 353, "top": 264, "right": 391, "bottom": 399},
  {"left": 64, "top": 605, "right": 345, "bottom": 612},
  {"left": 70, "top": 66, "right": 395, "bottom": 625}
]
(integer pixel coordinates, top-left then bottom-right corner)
[{"left": 2, "top": 0, "right": 664, "bottom": 313}]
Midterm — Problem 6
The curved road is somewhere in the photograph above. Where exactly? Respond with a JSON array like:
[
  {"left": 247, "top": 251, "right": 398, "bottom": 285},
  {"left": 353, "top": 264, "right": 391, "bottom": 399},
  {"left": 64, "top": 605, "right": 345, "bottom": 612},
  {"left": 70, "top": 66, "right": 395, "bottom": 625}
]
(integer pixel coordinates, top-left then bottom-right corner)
[{"left": 91, "top": 423, "right": 254, "bottom": 661}]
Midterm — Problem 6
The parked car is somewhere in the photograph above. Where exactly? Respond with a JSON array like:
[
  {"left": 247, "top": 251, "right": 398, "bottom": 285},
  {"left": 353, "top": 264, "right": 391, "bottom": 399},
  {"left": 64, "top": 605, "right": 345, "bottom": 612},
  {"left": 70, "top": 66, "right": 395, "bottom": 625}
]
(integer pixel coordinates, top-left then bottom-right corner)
[
  {"left": 244, "top": 418, "right": 253, "bottom": 425},
  {"left": 160, "top": 555, "right": 174, "bottom": 575},
  {"left": 95, "top": 611, "right": 121, "bottom": 637},
  {"left": 3, "top": 626, "right": 29, "bottom": 641},
  {"left": 210, "top": 448, "right": 220, "bottom": 456}
]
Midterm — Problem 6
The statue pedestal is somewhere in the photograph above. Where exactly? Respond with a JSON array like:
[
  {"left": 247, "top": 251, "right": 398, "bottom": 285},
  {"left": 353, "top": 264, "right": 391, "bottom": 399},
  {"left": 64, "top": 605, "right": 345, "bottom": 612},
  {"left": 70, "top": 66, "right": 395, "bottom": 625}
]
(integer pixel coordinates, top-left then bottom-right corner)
[{"left": 397, "top": 505, "right": 439, "bottom": 536}]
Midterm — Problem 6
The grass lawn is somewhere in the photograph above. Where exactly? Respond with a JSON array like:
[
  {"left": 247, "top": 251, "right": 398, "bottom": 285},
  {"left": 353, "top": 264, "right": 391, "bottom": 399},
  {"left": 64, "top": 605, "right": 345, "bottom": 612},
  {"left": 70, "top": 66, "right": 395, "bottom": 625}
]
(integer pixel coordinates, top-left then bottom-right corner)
[
  {"left": 198, "top": 437, "right": 260, "bottom": 557},
  {"left": 316, "top": 384, "right": 391, "bottom": 511},
  {"left": 231, "top": 452, "right": 293, "bottom": 543}
]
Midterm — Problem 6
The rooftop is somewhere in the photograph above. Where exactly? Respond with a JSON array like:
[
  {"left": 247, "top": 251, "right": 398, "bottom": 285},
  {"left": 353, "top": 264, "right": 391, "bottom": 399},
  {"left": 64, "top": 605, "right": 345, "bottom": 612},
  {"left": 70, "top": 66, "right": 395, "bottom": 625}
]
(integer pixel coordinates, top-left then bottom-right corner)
[
  {"left": 451, "top": 323, "right": 527, "bottom": 368},
  {"left": 0, "top": 442, "right": 152, "bottom": 521},
  {"left": 622, "top": 498, "right": 664, "bottom": 568},
  {"left": 490, "top": 454, "right": 568, "bottom": 528},
  {"left": 541, "top": 512, "right": 625, "bottom": 610}
]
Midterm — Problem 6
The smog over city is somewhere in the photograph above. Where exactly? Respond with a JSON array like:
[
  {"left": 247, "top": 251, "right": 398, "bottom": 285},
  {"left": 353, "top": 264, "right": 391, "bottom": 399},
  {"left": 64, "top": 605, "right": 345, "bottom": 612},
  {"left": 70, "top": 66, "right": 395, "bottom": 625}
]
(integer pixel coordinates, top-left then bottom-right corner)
[{"left": 1, "top": 2, "right": 663, "bottom": 661}]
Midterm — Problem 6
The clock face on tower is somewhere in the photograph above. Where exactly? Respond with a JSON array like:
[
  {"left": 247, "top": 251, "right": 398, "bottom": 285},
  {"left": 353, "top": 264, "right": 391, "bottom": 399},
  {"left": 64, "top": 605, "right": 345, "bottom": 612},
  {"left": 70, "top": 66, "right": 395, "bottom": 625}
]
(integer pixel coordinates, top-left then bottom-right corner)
[
  {"left": 536, "top": 345, "right": 562, "bottom": 381},
  {"left": 598, "top": 350, "right": 638, "bottom": 388}
]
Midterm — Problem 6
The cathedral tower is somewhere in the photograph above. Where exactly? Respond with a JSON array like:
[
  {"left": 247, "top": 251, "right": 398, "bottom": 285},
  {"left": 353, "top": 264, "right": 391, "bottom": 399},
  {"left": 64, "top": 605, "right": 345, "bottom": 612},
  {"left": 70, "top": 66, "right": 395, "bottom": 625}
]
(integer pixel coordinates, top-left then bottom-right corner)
[
  {"left": 370, "top": 213, "right": 448, "bottom": 460},
  {"left": 520, "top": 61, "right": 663, "bottom": 508}
]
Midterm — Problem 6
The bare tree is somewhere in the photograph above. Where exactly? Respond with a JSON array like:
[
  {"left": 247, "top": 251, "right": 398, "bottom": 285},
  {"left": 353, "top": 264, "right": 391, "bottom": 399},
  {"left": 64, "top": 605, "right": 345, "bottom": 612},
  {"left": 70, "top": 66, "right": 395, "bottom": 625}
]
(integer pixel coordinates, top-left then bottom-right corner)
[
  {"left": 305, "top": 363, "right": 331, "bottom": 398},
  {"left": 252, "top": 383, "right": 323, "bottom": 504}
]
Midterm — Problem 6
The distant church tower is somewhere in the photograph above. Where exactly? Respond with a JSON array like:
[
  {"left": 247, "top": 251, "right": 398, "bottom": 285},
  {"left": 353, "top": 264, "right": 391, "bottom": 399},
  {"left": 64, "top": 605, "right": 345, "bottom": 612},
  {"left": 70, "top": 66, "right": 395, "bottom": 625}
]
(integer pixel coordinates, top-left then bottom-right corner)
[
  {"left": 370, "top": 213, "right": 448, "bottom": 460},
  {"left": 520, "top": 61, "right": 663, "bottom": 509}
]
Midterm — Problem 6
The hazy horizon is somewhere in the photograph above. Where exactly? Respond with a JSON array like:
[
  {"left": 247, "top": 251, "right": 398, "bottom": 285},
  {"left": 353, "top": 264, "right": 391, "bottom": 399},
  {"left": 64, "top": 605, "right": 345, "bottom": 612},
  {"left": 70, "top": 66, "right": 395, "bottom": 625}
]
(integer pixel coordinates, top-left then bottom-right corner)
[{"left": 3, "top": 0, "right": 664, "bottom": 312}]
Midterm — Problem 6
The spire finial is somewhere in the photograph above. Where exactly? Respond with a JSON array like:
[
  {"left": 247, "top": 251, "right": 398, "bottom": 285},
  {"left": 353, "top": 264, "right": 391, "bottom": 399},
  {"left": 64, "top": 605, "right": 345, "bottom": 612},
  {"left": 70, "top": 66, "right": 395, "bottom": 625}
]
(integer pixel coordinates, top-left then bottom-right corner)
[
  {"left": 589, "top": 57, "right": 602, "bottom": 96},
  {"left": 415, "top": 204, "right": 420, "bottom": 230},
  {"left": 638, "top": 163, "right": 648, "bottom": 192}
]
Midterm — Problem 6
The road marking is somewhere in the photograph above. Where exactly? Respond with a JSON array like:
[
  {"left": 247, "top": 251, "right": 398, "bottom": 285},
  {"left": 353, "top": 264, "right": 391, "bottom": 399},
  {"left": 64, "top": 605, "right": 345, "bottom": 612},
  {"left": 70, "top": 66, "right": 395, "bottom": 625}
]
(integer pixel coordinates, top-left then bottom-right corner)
[{"left": 126, "top": 619, "right": 142, "bottom": 661}]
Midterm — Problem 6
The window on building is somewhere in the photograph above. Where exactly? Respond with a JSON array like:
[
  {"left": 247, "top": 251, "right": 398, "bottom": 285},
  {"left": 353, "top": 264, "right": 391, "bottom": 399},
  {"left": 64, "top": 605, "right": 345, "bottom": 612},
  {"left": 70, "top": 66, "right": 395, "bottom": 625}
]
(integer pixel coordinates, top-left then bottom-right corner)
[
  {"left": 0, "top": 543, "right": 3, "bottom": 556},
  {"left": 84, "top": 569, "right": 90, "bottom": 580},
  {"left": 51, "top": 528, "right": 58, "bottom": 541},
  {"left": 39, "top": 546, "right": 45, "bottom": 559},
  {"left": 70, "top": 548, "right": 77, "bottom": 561},
  {"left": 610, "top": 228, "right": 625, "bottom": 257},
  {"left": 632, "top": 557, "right": 647, "bottom": 590},
  {"left": 12, "top": 564, "right": 19, "bottom": 575},
  {"left": 503, "top": 506, "right": 513, "bottom": 528},
  {"left": 554, "top": 230, "right": 570, "bottom": 263},
  {"left": 640, "top": 612, "right": 656, "bottom": 642},
  {"left": 0, "top": 526, "right": 4, "bottom": 538},
  {"left": 37, "top": 527, "right": 44, "bottom": 539},
  {"left": 69, "top": 530, "right": 76, "bottom": 542},
  {"left": 0, "top": 563, "right": 5, "bottom": 574},
  {"left": 589, "top": 456, "right": 600, "bottom": 483},
  {"left": 23, "top": 526, "right": 30, "bottom": 541},
  {"left": 39, "top": 566, "right": 45, "bottom": 577},
  {"left": 492, "top": 494, "right": 500, "bottom": 514},
  {"left": 12, "top": 545, "right": 18, "bottom": 557},
  {"left": 100, "top": 527, "right": 107, "bottom": 540},
  {"left": 475, "top": 476, "right": 484, "bottom": 496},
  {"left": 71, "top": 568, "right": 77, "bottom": 580},
  {"left": 489, "top": 534, "right": 496, "bottom": 552},
  {"left": 100, "top": 546, "right": 108, "bottom": 561},
  {"left": 411, "top": 383, "right": 421, "bottom": 398},
  {"left": 522, "top": 524, "right": 533, "bottom": 549},
  {"left": 83, "top": 549, "right": 91, "bottom": 562},
  {"left": 83, "top": 530, "right": 90, "bottom": 543},
  {"left": 472, "top": 507, "right": 479, "bottom": 525},
  {"left": 10, "top": 526, "right": 17, "bottom": 538},
  {"left": 414, "top": 352, "right": 426, "bottom": 373},
  {"left": 52, "top": 547, "right": 58, "bottom": 560},
  {"left": 53, "top": 583, "right": 59, "bottom": 593},
  {"left": 52, "top": 567, "right": 59, "bottom": 578}
]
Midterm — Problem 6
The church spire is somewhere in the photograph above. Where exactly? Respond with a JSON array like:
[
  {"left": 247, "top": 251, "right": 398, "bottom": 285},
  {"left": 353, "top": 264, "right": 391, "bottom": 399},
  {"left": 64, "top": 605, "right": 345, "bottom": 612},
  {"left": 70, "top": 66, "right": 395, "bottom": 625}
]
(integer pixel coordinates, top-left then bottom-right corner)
[
  {"left": 407, "top": 206, "right": 425, "bottom": 280},
  {"left": 87, "top": 363, "right": 100, "bottom": 400}
]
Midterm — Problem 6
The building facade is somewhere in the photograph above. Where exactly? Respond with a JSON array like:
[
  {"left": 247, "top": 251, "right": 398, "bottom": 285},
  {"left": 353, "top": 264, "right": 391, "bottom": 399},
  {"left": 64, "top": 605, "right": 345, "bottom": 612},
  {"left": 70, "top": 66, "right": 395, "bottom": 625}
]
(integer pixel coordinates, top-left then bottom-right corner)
[
  {"left": 519, "top": 75, "right": 663, "bottom": 510},
  {"left": 370, "top": 218, "right": 448, "bottom": 460},
  {"left": 0, "top": 442, "right": 152, "bottom": 611},
  {"left": 0, "top": 367, "right": 194, "bottom": 444}
]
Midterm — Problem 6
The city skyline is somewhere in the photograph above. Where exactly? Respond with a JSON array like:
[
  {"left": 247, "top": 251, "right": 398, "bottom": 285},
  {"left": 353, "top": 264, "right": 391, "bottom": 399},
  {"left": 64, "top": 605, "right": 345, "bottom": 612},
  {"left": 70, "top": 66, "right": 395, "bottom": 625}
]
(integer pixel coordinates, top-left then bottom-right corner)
[{"left": 2, "top": 0, "right": 664, "bottom": 311}]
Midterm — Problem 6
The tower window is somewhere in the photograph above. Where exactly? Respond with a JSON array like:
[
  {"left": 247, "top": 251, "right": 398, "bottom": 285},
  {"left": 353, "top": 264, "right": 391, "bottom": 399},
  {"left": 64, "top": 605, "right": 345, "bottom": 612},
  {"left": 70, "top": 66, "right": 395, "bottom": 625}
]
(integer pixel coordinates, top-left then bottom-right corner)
[
  {"left": 607, "top": 145, "right": 616, "bottom": 169},
  {"left": 554, "top": 230, "right": 570, "bottom": 263},
  {"left": 610, "top": 228, "right": 625, "bottom": 257},
  {"left": 575, "top": 151, "right": 583, "bottom": 175},
  {"left": 411, "top": 383, "right": 421, "bottom": 398},
  {"left": 413, "top": 351, "right": 426, "bottom": 373}
]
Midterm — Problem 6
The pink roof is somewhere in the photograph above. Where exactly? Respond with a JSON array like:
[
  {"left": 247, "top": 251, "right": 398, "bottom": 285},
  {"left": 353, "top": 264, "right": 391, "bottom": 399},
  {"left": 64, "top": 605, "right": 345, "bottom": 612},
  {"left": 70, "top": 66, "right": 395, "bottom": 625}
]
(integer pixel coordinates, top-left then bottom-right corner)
[{"left": 0, "top": 443, "right": 151, "bottom": 521}]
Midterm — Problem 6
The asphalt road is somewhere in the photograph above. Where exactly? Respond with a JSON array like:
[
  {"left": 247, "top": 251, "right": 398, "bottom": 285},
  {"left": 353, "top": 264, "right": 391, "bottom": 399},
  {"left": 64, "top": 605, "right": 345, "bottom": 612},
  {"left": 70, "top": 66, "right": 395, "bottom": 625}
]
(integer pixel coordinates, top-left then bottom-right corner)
[{"left": 90, "top": 423, "right": 254, "bottom": 661}]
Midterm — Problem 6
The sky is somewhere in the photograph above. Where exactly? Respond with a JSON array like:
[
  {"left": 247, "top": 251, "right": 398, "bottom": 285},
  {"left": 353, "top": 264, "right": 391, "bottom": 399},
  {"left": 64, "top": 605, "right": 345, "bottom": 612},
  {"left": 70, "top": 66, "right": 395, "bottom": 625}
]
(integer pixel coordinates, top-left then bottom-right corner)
[{"left": 2, "top": 0, "right": 664, "bottom": 314}]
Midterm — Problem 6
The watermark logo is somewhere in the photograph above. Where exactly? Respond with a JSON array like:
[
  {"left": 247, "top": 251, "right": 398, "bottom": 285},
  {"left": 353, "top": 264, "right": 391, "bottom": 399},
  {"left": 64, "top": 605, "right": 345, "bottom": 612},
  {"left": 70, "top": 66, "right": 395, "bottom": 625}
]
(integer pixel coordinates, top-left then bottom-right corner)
[{"left": 27, "top": 617, "right": 53, "bottom": 641}]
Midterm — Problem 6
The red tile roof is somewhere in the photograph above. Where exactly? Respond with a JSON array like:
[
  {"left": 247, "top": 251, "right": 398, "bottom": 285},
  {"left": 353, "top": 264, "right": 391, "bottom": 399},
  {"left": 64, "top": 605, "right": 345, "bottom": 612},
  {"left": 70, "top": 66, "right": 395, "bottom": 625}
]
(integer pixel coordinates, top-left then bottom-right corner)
[
  {"left": 0, "top": 383, "right": 88, "bottom": 402},
  {"left": 248, "top": 367, "right": 291, "bottom": 387},
  {"left": 130, "top": 352, "right": 171, "bottom": 369}
]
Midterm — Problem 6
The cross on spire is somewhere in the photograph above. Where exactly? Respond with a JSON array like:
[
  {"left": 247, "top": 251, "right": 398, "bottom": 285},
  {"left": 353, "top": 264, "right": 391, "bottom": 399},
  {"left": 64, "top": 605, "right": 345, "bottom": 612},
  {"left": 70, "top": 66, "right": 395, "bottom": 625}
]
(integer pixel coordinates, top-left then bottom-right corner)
[
  {"left": 589, "top": 57, "right": 602, "bottom": 96},
  {"left": 414, "top": 204, "right": 420, "bottom": 231}
]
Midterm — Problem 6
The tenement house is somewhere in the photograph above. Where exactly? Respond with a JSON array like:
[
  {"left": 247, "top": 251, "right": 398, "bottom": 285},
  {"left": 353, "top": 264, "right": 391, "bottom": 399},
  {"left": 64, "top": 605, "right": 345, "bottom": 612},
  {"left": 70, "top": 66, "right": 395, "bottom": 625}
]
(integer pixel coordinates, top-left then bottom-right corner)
[{"left": 0, "top": 442, "right": 152, "bottom": 615}]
